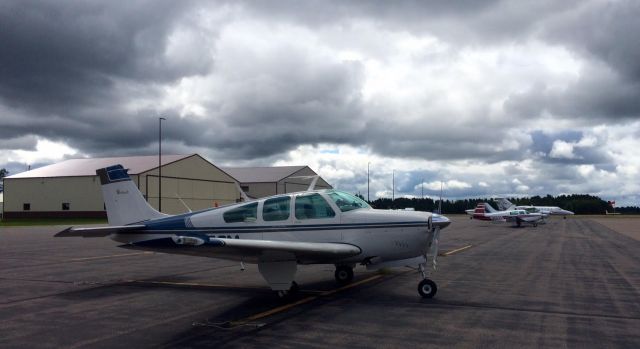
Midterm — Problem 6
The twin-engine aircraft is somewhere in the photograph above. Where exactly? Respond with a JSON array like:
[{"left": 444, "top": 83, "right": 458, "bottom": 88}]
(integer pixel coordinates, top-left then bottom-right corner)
[
  {"left": 495, "top": 197, "right": 574, "bottom": 218},
  {"left": 56, "top": 165, "right": 451, "bottom": 298},
  {"left": 468, "top": 202, "right": 544, "bottom": 227}
]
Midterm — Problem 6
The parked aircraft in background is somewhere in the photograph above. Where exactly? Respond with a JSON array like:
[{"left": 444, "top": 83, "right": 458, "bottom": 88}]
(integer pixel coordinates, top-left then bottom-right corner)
[
  {"left": 56, "top": 165, "right": 451, "bottom": 299},
  {"left": 495, "top": 198, "right": 574, "bottom": 218},
  {"left": 469, "top": 202, "right": 544, "bottom": 227}
]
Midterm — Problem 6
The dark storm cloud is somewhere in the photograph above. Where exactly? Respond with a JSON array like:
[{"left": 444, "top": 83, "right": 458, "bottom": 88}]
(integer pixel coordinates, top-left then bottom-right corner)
[
  {"left": 0, "top": 1, "right": 207, "bottom": 114},
  {"left": 505, "top": 1, "right": 640, "bottom": 122},
  {"left": 238, "top": 0, "right": 579, "bottom": 44},
  {"left": 504, "top": 70, "right": 640, "bottom": 121},
  {"left": 543, "top": 1, "right": 640, "bottom": 82},
  {"left": 0, "top": 0, "right": 637, "bottom": 201}
]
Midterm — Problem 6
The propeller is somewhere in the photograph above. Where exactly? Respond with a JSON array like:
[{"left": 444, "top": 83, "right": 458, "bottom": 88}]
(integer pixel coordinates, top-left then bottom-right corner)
[{"left": 429, "top": 226, "right": 441, "bottom": 270}]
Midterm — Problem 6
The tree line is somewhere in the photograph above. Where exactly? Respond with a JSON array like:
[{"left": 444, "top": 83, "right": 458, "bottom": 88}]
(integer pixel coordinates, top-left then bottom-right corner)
[{"left": 361, "top": 193, "right": 638, "bottom": 215}]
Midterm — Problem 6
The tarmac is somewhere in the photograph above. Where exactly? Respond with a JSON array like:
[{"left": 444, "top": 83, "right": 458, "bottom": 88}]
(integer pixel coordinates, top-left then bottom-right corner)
[{"left": 1, "top": 216, "right": 640, "bottom": 348}]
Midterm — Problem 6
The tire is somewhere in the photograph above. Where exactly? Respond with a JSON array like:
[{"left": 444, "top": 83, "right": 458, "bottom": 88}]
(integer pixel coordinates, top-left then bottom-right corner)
[
  {"left": 335, "top": 265, "right": 354, "bottom": 284},
  {"left": 418, "top": 279, "right": 437, "bottom": 298}
]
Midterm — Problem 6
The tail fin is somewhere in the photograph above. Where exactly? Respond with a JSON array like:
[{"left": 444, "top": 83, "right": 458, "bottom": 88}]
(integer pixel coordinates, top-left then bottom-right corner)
[
  {"left": 483, "top": 202, "right": 498, "bottom": 213},
  {"left": 97, "top": 165, "right": 167, "bottom": 226},
  {"left": 494, "top": 197, "right": 515, "bottom": 211},
  {"left": 473, "top": 203, "right": 486, "bottom": 217}
]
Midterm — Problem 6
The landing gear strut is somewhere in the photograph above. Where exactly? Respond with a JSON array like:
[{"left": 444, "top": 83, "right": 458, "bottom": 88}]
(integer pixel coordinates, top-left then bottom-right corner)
[{"left": 334, "top": 265, "right": 354, "bottom": 285}]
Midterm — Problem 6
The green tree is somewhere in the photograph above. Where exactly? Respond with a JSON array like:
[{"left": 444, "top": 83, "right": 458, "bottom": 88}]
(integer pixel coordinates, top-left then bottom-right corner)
[{"left": 0, "top": 168, "right": 8, "bottom": 179}]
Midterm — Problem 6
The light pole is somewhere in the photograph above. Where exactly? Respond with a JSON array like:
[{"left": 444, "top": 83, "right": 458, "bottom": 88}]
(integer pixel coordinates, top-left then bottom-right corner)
[
  {"left": 421, "top": 178, "right": 424, "bottom": 199},
  {"left": 367, "top": 162, "right": 370, "bottom": 202},
  {"left": 392, "top": 169, "right": 395, "bottom": 202},
  {"left": 158, "top": 117, "right": 166, "bottom": 212}
]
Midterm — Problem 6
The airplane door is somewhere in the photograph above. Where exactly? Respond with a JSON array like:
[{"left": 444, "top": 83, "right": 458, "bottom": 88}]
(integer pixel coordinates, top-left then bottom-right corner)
[{"left": 293, "top": 193, "right": 341, "bottom": 242}]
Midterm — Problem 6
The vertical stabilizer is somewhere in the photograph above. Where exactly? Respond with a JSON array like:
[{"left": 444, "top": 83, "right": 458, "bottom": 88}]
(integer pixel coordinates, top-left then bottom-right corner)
[
  {"left": 495, "top": 197, "right": 515, "bottom": 211},
  {"left": 97, "top": 165, "right": 168, "bottom": 226},
  {"left": 483, "top": 202, "right": 498, "bottom": 213}
]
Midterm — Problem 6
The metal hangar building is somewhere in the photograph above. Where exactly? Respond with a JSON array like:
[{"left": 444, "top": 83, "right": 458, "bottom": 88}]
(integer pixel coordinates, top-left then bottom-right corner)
[
  {"left": 221, "top": 166, "right": 332, "bottom": 199},
  {"left": 2, "top": 154, "right": 241, "bottom": 219}
]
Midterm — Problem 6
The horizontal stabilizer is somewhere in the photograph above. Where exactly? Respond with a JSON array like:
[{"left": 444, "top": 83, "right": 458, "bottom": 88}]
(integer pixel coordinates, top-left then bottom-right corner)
[{"left": 55, "top": 225, "right": 146, "bottom": 238}]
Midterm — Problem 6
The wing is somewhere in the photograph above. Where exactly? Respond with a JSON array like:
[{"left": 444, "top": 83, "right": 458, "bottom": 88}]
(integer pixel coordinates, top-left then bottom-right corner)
[
  {"left": 55, "top": 225, "right": 146, "bottom": 237},
  {"left": 123, "top": 236, "right": 362, "bottom": 264}
]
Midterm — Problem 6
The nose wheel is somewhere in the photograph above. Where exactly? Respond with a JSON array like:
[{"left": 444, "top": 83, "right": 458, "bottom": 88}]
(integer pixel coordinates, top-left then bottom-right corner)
[
  {"left": 334, "top": 265, "right": 354, "bottom": 285},
  {"left": 418, "top": 279, "right": 437, "bottom": 298}
]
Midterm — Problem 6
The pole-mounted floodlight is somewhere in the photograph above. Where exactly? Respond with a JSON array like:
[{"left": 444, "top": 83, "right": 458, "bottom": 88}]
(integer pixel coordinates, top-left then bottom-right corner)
[
  {"left": 392, "top": 169, "right": 395, "bottom": 202},
  {"left": 158, "top": 117, "right": 166, "bottom": 212}
]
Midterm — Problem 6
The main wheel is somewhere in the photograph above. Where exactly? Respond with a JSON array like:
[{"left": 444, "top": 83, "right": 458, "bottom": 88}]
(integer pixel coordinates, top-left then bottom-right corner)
[
  {"left": 277, "top": 281, "right": 299, "bottom": 299},
  {"left": 335, "top": 265, "right": 354, "bottom": 285},
  {"left": 418, "top": 279, "right": 437, "bottom": 298}
]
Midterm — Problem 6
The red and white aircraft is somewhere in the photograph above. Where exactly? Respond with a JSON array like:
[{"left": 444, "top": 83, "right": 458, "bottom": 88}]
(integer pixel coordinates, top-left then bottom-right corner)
[{"left": 468, "top": 202, "right": 544, "bottom": 227}]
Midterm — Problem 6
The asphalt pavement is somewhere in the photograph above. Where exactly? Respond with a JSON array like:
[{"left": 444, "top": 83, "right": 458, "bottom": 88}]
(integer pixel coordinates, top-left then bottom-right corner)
[{"left": 1, "top": 216, "right": 639, "bottom": 348}]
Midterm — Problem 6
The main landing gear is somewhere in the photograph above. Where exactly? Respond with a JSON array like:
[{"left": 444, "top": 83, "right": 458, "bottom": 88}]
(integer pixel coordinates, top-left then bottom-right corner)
[
  {"left": 334, "top": 265, "right": 354, "bottom": 285},
  {"left": 277, "top": 281, "right": 299, "bottom": 299}
]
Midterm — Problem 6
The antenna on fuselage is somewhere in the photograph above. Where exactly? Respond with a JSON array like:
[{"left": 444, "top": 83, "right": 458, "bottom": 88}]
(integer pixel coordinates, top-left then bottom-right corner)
[
  {"left": 234, "top": 182, "right": 251, "bottom": 202},
  {"left": 176, "top": 193, "right": 193, "bottom": 213},
  {"left": 288, "top": 175, "right": 321, "bottom": 191}
]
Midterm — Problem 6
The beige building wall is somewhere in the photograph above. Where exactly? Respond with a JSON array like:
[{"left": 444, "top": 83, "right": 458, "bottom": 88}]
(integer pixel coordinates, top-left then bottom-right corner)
[
  {"left": 3, "top": 155, "right": 241, "bottom": 218},
  {"left": 3, "top": 176, "right": 106, "bottom": 213},
  {"left": 242, "top": 182, "right": 279, "bottom": 199},
  {"left": 277, "top": 167, "right": 332, "bottom": 194},
  {"left": 138, "top": 155, "right": 240, "bottom": 214},
  {"left": 240, "top": 167, "right": 333, "bottom": 198}
]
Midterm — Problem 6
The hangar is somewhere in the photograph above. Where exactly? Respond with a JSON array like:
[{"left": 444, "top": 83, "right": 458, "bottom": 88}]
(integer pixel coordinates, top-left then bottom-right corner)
[
  {"left": 221, "top": 166, "right": 332, "bottom": 199},
  {"left": 2, "top": 154, "right": 241, "bottom": 219}
]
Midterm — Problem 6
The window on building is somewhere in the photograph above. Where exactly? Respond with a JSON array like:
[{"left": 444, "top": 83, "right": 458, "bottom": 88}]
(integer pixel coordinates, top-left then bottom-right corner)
[
  {"left": 295, "top": 193, "right": 335, "bottom": 220},
  {"left": 241, "top": 185, "right": 249, "bottom": 192},
  {"left": 23, "top": 203, "right": 31, "bottom": 211},
  {"left": 223, "top": 202, "right": 258, "bottom": 223},
  {"left": 263, "top": 196, "right": 291, "bottom": 221},
  {"left": 62, "top": 203, "right": 70, "bottom": 211}
]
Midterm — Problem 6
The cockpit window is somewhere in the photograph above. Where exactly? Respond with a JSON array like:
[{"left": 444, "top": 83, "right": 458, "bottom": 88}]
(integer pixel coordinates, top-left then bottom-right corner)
[
  {"left": 327, "top": 191, "right": 371, "bottom": 212},
  {"left": 223, "top": 202, "right": 258, "bottom": 223},
  {"left": 295, "top": 193, "right": 335, "bottom": 220},
  {"left": 263, "top": 196, "right": 291, "bottom": 221}
]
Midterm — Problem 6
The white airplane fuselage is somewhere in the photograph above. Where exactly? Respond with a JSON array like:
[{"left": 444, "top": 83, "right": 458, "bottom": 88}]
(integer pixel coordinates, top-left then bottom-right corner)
[{"left": 112, "top": 198, "right": 444, "bottom": 265}]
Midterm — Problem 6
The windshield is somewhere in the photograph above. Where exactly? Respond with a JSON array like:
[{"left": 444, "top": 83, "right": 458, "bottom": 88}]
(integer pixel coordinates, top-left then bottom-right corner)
[{"left": 327, "top": 191, "right": 371, "bottom": 212}]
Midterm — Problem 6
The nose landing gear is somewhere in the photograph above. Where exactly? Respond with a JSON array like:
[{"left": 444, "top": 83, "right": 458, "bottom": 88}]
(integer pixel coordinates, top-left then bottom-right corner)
[{"left": 418, "top": 260, "right": 438, "bottom": 298}]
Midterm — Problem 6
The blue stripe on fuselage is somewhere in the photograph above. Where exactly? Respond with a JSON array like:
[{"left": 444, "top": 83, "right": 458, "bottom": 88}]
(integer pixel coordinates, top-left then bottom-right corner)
[{"left": 138, "top": 221, "right": 429, "bottom": 235}]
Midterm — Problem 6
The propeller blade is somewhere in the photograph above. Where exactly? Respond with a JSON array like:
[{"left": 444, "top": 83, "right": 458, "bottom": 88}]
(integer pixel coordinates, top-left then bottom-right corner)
[{"left": 429, "top": 226, "right": 441, "bottom": 270}]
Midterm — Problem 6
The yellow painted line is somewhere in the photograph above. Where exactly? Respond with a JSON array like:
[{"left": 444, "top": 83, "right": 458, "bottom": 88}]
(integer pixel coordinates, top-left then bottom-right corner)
[
  {"left": 234, "top": 274, "right": 384, "bottom": 325},
  {"left": 127, "top": 280, "right": 267, "bottom": 290},
  {"left": 68, "top": 251, "right": 153, "bottom": 262},
  {"left": 441, "top": 245, "right": 473, "bottom": 256}
]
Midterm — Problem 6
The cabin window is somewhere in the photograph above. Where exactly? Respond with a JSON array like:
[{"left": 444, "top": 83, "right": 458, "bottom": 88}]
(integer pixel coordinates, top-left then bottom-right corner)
[
  {"left": 62, "top": 203, "right": 70, "bottom": 211},
  {"left": 23, "top": 203, "right": 31, "bottom": 211},
  {"left": 295, "top": 193, "right": 335, "bottom": 220},
  {"left": 327, "top": 191, "right": 370, "bottom": 212},
  {"left": 263, "top": 196, "right": 291, "bottom": 221},
  {"left": 223, "top": 202, "right": 258, "bottom": 223}
]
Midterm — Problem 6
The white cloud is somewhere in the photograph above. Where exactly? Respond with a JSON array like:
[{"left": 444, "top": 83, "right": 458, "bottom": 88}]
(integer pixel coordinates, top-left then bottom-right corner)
[{"left": 549, "top": 140, "right": 577, "bottom": 159}]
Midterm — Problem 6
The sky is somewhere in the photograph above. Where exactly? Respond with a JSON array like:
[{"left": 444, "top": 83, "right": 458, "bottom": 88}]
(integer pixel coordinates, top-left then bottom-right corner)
[{"left": 1, "top": 0, "right": 639, "bottom": 205}]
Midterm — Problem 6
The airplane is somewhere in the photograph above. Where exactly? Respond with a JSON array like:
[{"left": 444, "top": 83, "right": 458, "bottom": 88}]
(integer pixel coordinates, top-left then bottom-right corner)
[
  {"left": 469, "top": 202, "right": 544, "bottom": 227},
  {"left": 56, "top": 164, "right": 451, "bottom": 298},
  {"left": 494, "top": 197, "right": 574, "bottom": 218}
]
